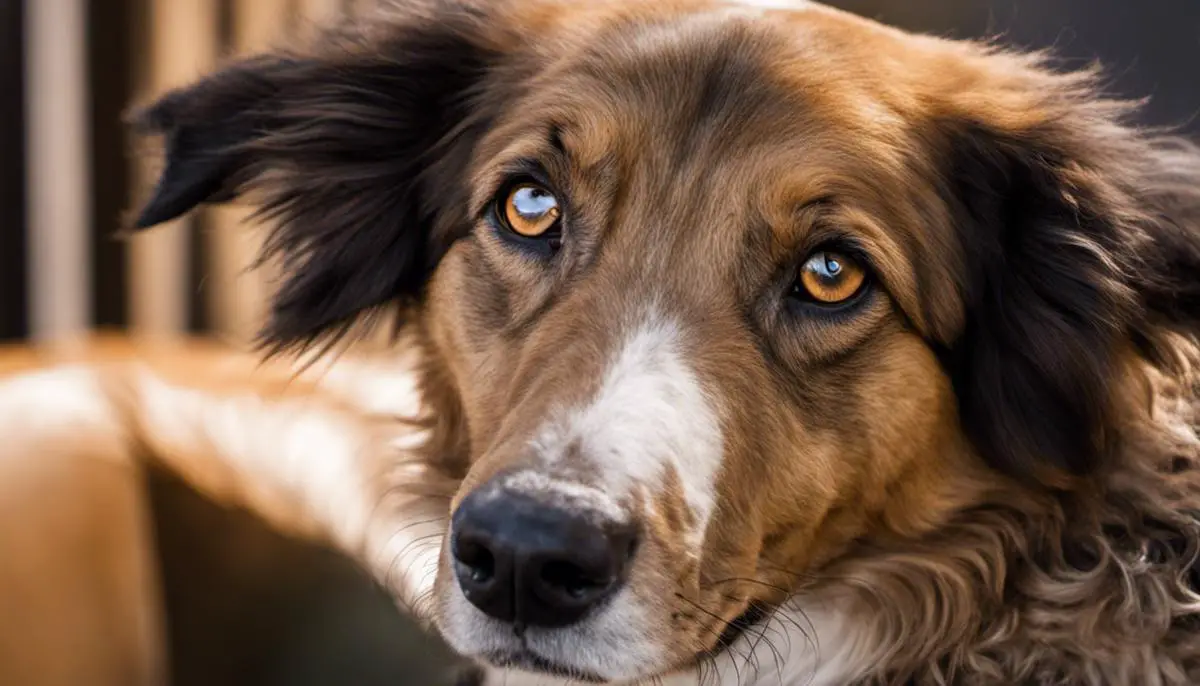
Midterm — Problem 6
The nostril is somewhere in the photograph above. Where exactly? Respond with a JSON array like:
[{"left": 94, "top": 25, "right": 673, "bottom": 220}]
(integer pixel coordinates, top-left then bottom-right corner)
[
  {"left": 454, "top": 537, "right": 496, "bottom": 584},
  {"left": 470, "top": 563, "right": 493, "bottom": 584},
  {"left": 539, "top": 559, "right": 611, "bottom": 601}
]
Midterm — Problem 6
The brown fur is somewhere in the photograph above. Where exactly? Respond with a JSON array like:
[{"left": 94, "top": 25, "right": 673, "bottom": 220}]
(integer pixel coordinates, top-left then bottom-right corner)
[{"left": 36, "top": 0, "right": 1200, "bottom": 683}]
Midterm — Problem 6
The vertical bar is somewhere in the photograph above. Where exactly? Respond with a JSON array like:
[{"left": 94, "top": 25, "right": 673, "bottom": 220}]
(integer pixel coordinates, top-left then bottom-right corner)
[
  {"left": 0, "top": 0, "right": 28, "bottom": 341},
  {"left": 130, "top": 0, "right": 218, "bottom": 339},
  {"left": 25, "top": 0, "right": 92, "bottom": 344},
  {"left": 89, "top": 0, "right": 138, "bottom": 332},
  {"left": 204, "top": 0, "right": 292, "bottom": 346}
]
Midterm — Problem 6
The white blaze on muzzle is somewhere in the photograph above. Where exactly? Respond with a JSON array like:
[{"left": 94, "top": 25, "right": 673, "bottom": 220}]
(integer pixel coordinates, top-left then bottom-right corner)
[{"left": 529, "top": 314, "right": 724, "bottom": 545}]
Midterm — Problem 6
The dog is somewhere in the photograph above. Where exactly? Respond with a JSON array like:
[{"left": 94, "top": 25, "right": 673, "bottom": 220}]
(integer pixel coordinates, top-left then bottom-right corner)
[{"left": 4, "top": 0, "right": 1200, "bottom": 683}]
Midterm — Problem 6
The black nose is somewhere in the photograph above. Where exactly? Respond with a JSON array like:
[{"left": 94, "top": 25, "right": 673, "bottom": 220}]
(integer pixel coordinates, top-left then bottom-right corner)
[{"left": 450, "top": 484, "right": 637, "bottom": 629}]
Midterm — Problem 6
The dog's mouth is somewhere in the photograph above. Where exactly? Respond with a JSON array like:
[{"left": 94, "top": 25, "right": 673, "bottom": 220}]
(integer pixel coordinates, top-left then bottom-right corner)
[
  {"left": 482, "top": 650, "right": 606, "bottom": 682},
  {"left": 473, "top": 606, "right": 769, "bottom": 683}
]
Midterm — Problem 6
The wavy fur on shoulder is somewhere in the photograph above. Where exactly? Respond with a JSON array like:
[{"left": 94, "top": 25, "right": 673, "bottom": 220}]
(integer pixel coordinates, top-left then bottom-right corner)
[{"left": 815, "top": 349, "right": 1200, "bottom": 685}]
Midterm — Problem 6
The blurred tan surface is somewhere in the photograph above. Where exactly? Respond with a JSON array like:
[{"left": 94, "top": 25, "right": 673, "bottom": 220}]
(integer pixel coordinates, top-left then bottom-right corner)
[
  {"left": 0, "top": 416, "right": 164, "bottom": 686},
  {"left": 0, "top": 337, "right": 166, "bottom": 686},
  {"left": 0, "top": 336, "right": 467, "bottom": 686}
]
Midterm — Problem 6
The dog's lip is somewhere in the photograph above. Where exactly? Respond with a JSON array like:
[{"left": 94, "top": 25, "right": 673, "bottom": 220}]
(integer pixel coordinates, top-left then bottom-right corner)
[
  {"left": 470, "top": 607, "right": 771, "bottom": 682},
  {"left": 706, "top": 604, "right": 769, "bottom": 658},
  {"left": 481, "top": 649, "right": 606, "bottom": 682}
]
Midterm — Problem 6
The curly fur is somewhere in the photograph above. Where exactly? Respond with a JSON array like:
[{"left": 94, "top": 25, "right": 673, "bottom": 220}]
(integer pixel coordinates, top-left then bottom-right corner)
[{"left": 807, "top": 348, "right": 1200, "bottom": 685}]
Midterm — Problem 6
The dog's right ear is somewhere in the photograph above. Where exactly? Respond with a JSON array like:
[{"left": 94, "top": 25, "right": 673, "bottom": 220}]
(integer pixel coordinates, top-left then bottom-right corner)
[{"left": 130, "top": 3, "right": 512, "bottom": 351}]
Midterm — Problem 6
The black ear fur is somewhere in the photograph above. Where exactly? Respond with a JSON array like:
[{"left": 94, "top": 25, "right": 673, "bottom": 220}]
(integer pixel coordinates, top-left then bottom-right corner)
[
  {"left": 938, "top": 77, "right": 1200, "bottom": 483},
  {"left": 130, "top": 6, "right": 502, "bottom": 352},
  {"left": 131, "top": 56, "right": 299, "bottom": 229},
  {"left": 939, "top": 117, "right": 1150, "bottom": 482}
]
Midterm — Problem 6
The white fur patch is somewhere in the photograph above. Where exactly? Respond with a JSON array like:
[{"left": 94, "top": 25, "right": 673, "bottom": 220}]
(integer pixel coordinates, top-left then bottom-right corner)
[
  {"left": 125, "top": 363, "right": 446, "bottom": 618},
  {"left": 363, "top": 484, "right": 447, "bottom": 619},
  {"left": 475, "top": 599, "right": 863, "bottom": 685},
  {"left": 297, "top": 352, "right": 425, "bottom": 419},
  {"left": 532, "top": 315, "right": 723, "bottom": 539},
  {"left": 441, "top": 575, "right": 666, "bottom": 683},
  {"left": 0, "top": 355, "right": 444, "bottom": 627},
  {"left": 130, "top": 369, "right": 376, "bottom": 545},
  {"left": 500, "top": 470, "right": 627, "bottom": 522}
]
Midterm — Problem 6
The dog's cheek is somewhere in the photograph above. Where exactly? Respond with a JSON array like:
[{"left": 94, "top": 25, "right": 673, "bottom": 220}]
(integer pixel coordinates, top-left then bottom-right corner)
[
  {"left": 427, "top": 244, "right": 506, "bottom": 349},
  {"left": 854, "top": 333, "right": 990, "bottom": 536},
  {"left": 456, "top": 241, "right": 516, "bottom": 343},
  {"left": 423, "top": 246, "right": 518, "bottom": 445}
]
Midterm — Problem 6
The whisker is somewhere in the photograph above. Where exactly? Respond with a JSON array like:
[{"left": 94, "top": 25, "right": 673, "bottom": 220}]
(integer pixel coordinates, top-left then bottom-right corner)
[
  {"left": 384, "top": 530, "right": 445, "bottom": 590},
  {"left": 774, "top": 596, "right": 819, "bottom": 649},
  {"left": 681, "top": 592, "right": 772, "bottom": 681},
  {"left": 675, "top": 594, "right": 755, "bottom": 684},
  {"left": 742, "top": 609, "right": 786, "bottom": 684},
  {"left": 703, "top": 576, "right": 792, "bottom": 595},
  {"left": 716, "top": 603, "right": 785, "bottom": 684},
  {"left": 691, "top": 585, "right": 792, "bottom": 681},
  {"left": 394, "top": 530, "right": 446, "bottom": 563}
]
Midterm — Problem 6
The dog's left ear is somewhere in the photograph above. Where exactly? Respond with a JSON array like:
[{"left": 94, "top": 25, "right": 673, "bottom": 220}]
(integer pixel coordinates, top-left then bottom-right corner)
[
  {"left": 130, "top": 2, "right": 515, "bottom": 351},
  {"left": 932, "top": 57, "right": 1200, "bottom": 484}
]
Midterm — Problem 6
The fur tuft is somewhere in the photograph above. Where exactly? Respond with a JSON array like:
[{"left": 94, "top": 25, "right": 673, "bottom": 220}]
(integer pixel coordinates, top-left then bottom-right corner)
[{"left": 129, "top": 2, "right": 506, "bottom": 354}]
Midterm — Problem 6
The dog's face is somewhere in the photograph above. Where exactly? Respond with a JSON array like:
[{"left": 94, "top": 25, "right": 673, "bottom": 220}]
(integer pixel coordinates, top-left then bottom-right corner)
[
  {"left": 132, "top": 0, "right": 1182, "bottom": 681},
  {"left": 421, "top": 7, "right": 990, "bottom": 677}
]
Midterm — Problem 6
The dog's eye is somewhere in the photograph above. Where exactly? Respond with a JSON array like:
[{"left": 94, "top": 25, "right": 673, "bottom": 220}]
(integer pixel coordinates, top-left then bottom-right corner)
[
  {"left": 795, "top": 250, "right": 866, "bottom": 304},
  {"left": 501, "top": 183, "right": 561, "bottom": 238}
]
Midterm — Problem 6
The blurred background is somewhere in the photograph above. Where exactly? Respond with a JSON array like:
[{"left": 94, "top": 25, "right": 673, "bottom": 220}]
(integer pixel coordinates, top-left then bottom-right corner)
[{"left": 0, "top": 1, "right": 1196, "bottom": 685}]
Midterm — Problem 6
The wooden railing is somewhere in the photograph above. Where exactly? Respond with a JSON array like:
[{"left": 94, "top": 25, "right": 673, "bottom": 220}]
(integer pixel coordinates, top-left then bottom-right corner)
[{"left": 25, "top": 0, "right": 361, "bottom": 346}]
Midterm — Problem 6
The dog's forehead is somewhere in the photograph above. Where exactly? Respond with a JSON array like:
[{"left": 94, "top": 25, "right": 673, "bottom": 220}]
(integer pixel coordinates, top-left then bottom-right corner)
[
  {"left": 475, "top": 17, "right": 828, "bottom": 202},
  {"left": 477, "top": 1, "right": 909, "bottom": 197}
]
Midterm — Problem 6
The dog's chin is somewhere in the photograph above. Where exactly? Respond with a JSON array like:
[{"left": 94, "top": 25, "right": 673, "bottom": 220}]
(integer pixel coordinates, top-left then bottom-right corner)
[
  {"left": 467, "top": 608, "right": 769, "bottom": 685},
  {"left": 481, "top": 650, "right": 608, "bottom": 683}
]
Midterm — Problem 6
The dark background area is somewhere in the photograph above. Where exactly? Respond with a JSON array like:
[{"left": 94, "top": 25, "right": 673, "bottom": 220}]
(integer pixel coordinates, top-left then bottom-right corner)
[
  {"left": 0, "top": 0, "right": 27, "bottom": 340},
  {"left": 0, "top": 2, "right": 1196, "bottom": 685},
  {"left": 835, "top": 0, "right": 1200, "bottom": 133}
]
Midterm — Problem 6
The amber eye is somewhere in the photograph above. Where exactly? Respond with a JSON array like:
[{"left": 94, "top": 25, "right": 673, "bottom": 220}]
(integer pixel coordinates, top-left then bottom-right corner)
[
  {"left": 796, "top": 250, "right": 867, "bottom": 304},
  {"left": 501, "top": 183, "right": 561, "bottom": 237}
]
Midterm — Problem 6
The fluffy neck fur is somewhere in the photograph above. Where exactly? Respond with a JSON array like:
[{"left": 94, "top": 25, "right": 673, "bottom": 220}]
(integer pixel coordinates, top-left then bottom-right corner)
[{"left": 724, "top": 345, "right": 1200, "bottom": 686}]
